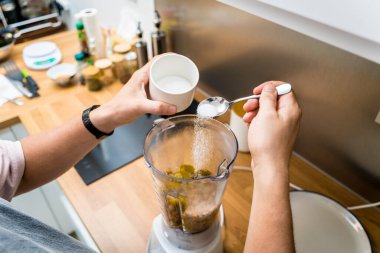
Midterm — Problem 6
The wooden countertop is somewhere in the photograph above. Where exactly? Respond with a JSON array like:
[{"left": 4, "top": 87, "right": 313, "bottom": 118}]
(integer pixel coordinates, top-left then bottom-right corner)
[{"left": 0, "top": 31, "right": 379, "bottom": 253}]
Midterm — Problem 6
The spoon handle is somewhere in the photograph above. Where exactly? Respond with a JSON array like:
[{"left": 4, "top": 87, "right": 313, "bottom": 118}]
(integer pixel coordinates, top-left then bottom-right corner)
[{"left": 230, "top": 83, "right": 292, "bottom": 105}]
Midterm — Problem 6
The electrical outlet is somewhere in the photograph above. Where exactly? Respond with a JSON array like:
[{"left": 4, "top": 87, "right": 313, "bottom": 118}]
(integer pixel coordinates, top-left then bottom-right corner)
[{"left": 375, "top": 109, "right": 380, "bottom": 125}]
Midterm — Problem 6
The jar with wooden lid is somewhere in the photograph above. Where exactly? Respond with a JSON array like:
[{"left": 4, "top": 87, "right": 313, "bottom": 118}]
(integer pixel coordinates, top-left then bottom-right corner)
[
  {"left": 113, "top": 43, "right": 131, "bottom": 56},
  {"left": 82, "top": 66, "right": 102, "bottom": 91},
  {"left": 110, "top": 53, "right": 129, "bottom": 84},
  {"left": 95, "top": 58, "right": 115, "bottom": 85}
]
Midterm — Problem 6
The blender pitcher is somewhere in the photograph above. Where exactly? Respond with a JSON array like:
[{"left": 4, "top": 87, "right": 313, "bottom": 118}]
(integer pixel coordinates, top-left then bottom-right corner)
[{"left": 144, "top": 115, "right": 238, "bottom": 234}]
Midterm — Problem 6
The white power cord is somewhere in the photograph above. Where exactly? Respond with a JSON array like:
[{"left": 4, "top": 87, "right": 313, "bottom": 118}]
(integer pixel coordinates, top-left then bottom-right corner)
[
  {"left": 233, "top": 165, "right": 303, "bottom": 191},
  {"left": 347, "top": 201, "right": 380, "bottom": 211},
  {"left": 232, "top": 165, "right": 380, "bottom": 211},
  {"left": 219, "top": 204, "right": 224, "bottom": 227}
]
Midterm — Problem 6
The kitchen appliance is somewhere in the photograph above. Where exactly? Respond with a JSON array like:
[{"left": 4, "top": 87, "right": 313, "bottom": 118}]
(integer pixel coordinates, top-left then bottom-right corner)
[
  {"left": 22, "top": 41, "right": 61, "bottom": 70},
  {"left": 0, "top": 0, "right": 63, "bottom": 41},
  {"left": 144, "top": 115, "right": 238, "bottom": 252}
]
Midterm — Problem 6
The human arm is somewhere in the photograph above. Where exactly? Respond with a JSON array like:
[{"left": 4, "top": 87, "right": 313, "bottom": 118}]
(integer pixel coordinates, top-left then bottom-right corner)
[
  {"left": 242, "top": 81, "right": 301, "bottom": 253},
  {"left": 16, "top": 57, "right": 177, "bottom": 195}
]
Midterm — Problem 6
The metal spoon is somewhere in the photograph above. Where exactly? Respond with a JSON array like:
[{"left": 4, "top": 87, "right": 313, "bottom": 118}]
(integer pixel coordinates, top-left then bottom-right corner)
[
  {"left": 197, "top": 83, "right": 292, "bottom": 117},
  {"left": 0, "top": 96, "right": 24, "bottom": 106}
]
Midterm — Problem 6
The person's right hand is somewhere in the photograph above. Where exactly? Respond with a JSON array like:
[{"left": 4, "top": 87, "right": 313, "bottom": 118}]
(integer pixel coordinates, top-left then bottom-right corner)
[{"left": 243, "top": 81, "right": 301, "bottom": 177}]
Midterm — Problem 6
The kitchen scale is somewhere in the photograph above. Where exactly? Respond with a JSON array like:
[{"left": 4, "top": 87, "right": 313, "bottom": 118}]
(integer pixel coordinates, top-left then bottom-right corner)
[
  {"left": 143, "top": 115, "right": 238, "bottom": 253},
  {"left": 23, "top": 41, "right": 61, "bottom": 70}
]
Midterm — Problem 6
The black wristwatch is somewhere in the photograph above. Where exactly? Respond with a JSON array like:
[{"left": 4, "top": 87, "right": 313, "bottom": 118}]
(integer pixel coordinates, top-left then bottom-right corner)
[{"left": 82, "top": 105, "right": 114, "bottom": 139}]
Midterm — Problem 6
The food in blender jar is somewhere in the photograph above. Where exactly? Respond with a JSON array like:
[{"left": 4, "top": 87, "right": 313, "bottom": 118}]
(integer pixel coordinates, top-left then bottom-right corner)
[
  {"left": 162, "top": 164, "right": 218, "bottom": 233},
  {"left": 165, "top": 164, "right": 211, "bottom": 179}
]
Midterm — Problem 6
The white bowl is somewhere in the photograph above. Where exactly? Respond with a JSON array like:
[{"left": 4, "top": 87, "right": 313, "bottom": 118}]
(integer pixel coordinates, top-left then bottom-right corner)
[{"left": 47, "top": 63, "right": 77, "bottom": 86}]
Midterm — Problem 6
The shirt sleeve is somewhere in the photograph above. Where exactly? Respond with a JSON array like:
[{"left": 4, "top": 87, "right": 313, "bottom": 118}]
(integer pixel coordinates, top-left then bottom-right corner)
[{"left": 0, "top": 140, "right": 25, "bottom": 201}]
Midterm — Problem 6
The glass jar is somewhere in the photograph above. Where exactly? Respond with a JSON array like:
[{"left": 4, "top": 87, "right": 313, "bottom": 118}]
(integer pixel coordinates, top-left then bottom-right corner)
[
  {"left": 125, "top": 51, "right": 138, "bottom": 79},
  {"left": 113, "top": 43, "right": 131, "bottom": 56},
  {"left": 110, "top": 53, "right": 129, "bottom": 84},
  {"left": 82, "top": 66, "right": 102, "bottom": 91},
  {"left": 94, "top": 58, "right": 115, "bottom": 85},
  {"left": 75, "top": 52, "right": 88, "bottom": 85}
]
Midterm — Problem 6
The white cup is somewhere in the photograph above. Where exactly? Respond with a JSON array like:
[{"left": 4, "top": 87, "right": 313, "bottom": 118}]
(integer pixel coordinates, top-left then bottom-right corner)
[
  {"left": 149, "top": 54, "right": 199, "bottom": 112},
  {"left": 230, "top": 101, "right": 249, "bottom": 152}
]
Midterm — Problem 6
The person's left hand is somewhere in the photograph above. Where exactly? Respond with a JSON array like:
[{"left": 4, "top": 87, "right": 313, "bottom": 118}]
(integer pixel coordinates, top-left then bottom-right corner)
[{"left": 90, "top": 54, "right": 177, "bottom": 133}]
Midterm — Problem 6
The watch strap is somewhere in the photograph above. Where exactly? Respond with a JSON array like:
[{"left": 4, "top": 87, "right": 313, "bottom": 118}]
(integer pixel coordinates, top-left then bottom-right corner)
[{"left": 82, "top": 105, "right": 114, "bottom": 139}]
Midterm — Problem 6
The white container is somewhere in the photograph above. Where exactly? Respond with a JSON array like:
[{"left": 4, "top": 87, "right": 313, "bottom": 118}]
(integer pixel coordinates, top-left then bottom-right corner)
[
  {"left": 46, "top": 63, "right": 77, "bottom": 87},
  {"left": 149, "top": 54, "right": 199, "bottom": 112},
  {"left": 230, "top": 101, "right": 249, "bottom": 152}
]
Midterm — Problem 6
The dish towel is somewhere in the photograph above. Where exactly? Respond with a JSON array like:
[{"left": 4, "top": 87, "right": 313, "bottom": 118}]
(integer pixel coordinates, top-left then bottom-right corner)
[{"left": 0, "top": 75, "right": 22, "bottom": 106}]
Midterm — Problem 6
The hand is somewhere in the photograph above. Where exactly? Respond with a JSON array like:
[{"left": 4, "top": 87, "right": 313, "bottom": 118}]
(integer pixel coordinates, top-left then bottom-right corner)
[
  {"left": 90, "top": 55, "right": 177, "bottom": 133},
  {"left": 243, "top": 81, "right": 301, "bottom": 176}
]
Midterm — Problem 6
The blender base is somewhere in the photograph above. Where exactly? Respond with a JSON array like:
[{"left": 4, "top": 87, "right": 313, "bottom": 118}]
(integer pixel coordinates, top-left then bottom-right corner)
[{"left": 147, "top": 215, "right": 223, "bottom": 253}]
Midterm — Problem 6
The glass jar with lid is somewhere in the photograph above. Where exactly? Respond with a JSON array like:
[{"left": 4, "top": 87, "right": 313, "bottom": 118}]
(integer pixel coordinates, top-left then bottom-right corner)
[
  {"left": 125, "top": 51, "right": 138, "bottom": 79},
  {"left": 82, "top": 66, "right": 102, "bottom": 91},
  {"left": 113, "top": 43, "right": 131, "bottom": 56},
  {"left": 75, "top": 52, "right": 89, "bottom": 85},
  {"left": 110, "top": 53, "right": 129, "bottom": 84},
  {"left": 94, "top": 58, "right": 115, "bottom": 85}
]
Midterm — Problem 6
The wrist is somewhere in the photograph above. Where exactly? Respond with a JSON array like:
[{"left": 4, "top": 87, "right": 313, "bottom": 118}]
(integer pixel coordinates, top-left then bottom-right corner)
[
  {"left": 89, "top": 103, "right": 118, "bottom": 133},
  {"left": 252, "top": 159, "right": 289, "bottom": 184}
]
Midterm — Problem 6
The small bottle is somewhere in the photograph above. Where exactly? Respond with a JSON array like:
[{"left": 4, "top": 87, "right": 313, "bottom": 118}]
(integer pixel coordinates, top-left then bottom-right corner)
[
  {"left": 75, "top": 52, "right": 88, "bottom": 85},
  {"left": 95, "top": 58, "right": 115, "bottom": 86},
  {"left": 76, "top": 21, "right": 89, "bottom": 55},
  {"left": 110, "top": 54, "right": 129, "bottom": 84},
  {"left": 105, "top": 28, "right": 113, "bottom": 58},
  {"left": 82, "top": 66, "right": 102, "bottom": 91},
  {"left": 134, "top": 22, "right": 148, "bottom": 69},
  {"left": 151, "top": 10, "right": 166, "bottom": 56},
  {"left": 88, "top": 37, "right": 97, "bottom": 63}
]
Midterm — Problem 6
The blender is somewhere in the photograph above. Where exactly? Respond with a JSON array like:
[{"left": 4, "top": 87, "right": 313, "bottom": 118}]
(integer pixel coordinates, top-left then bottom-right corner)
[{"left": 144, "top": 115, "right": 238, "bottom": 253}]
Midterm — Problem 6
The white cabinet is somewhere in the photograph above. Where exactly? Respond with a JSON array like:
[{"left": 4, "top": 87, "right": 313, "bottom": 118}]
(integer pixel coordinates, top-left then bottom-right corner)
[{"left": 218, "top": 0, "right": 380, "bottom": 64}]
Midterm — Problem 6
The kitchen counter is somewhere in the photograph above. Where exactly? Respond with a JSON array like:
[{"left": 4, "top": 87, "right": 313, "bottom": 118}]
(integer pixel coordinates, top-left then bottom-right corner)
[{"left": 0, "top": 31, "right": 379, "bottom": 253}]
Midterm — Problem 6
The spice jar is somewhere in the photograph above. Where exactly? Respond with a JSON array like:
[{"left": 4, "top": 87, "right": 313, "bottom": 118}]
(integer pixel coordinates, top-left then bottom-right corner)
[
  {"left": 125, "top": 51, "right": 138, "bottom": 79},
  {"left": 75, "top": 52, "right": 88, "bottom": 85},
  {"left": 82, "top": 66, "right": 102, "bottom": 91},
  {"left": 113, "top": 43, "right": 131, "bottom": 56},
  {"left": 94, "top": 58, "right": 115, "bottom": 85},
  {"left": 110, "top": 53, "right": 129, "bottom": 84}
]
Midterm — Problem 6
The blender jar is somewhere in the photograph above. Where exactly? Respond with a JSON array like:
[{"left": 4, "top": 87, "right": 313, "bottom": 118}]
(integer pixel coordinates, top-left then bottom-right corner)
[{"left": 144, "top": 115, "right": 238, "bottom": 234}]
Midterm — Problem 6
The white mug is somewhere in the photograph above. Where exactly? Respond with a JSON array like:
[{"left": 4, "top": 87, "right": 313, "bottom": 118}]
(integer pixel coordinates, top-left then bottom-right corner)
[
  {"left": 230, "top": 101, "right": 249, "bottom": 152},
  {"left": 149, "top": 54, "right": 199, "bottom": 112}
]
